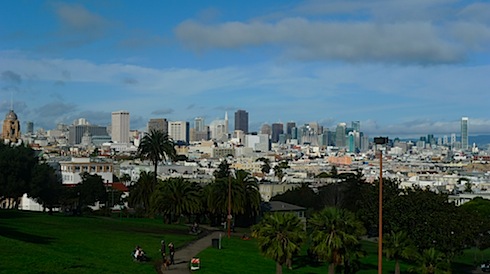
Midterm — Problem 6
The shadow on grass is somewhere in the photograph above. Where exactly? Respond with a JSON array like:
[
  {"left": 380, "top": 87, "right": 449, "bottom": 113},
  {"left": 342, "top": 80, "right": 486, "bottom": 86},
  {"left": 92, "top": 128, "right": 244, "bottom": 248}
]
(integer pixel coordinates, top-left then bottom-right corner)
[
  {"left": 0, "top": 209, "right": 31, "bottom": 219},
  {"left": 292, "top": 255, "right": 324, "bottom": 270},
  {"left": 0, "top": 225, "right": 56, "bottom": 244},
  {"left": 453, "top": 261, "right": 478, "bottom": 274}
]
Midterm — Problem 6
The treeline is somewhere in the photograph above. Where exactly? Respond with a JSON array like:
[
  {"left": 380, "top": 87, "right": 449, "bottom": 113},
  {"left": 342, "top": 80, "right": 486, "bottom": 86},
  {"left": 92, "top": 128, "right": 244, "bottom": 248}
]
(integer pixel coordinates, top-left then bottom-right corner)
[
  {"left": 269, "top": 170, "right": 490, "bottom": 273},
  {"left": 127, "top": 160, "right": 261, "bottom": 226}
]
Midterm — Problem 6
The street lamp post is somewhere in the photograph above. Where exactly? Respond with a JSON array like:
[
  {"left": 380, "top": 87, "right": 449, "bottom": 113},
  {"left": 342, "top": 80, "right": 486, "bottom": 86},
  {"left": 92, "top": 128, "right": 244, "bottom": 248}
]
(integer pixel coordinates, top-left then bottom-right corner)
[
  {"left": 374, "top": 137, "right": 388, "bottom": 274},
  {"left": 227, "top": 174, "right": 232, "bottom": 238}
]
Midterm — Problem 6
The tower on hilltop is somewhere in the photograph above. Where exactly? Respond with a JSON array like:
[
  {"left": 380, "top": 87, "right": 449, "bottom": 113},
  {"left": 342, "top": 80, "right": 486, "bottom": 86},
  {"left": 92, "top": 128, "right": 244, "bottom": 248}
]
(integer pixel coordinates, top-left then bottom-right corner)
[{"left": 2, "top": 109, "right": 20, "bottom": 144}]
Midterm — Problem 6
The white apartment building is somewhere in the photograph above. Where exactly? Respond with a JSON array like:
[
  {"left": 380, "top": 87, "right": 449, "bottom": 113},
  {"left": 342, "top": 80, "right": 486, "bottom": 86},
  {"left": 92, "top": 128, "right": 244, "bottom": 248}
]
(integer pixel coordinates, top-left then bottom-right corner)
[
  {"left": 168, "top": 121, "right": 189, "bottom": 143},
  {"left": 111, "top": 111, "right": 130, "bottom": 143},
  {"left": 59, "top": 157, "right": 113, "bottom": 185}
]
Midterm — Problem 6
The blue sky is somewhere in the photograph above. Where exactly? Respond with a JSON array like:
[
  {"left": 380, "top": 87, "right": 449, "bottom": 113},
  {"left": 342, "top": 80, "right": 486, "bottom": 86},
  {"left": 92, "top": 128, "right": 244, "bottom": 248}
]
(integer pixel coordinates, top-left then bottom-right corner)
[{"left": 1, "top": 0, "right": 490, "bottom": 138}]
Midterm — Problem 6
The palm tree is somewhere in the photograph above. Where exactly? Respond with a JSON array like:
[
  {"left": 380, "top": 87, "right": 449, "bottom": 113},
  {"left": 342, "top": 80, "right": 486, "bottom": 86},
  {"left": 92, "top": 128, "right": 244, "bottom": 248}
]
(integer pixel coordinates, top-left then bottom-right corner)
[
  {"left": 235, "top": 169, "right": 261, "bottom": 217},
  {"left": 309, "top": 207, "right": 365, "bottom": 274},
  {"left": 150, "top": 177, "right": 202, "bottom": 223},
  {"left": 207, "top": 170, "right": 262, "bottom": 225},
  {"left": 207, "top": 176, "right": 244, "bottom": 216},
  {"left": 273, "top": 161, "right": 290, "bottom": 182},
  {"left": 384, "top": 231, "right": 417, "bottom": 274},
  {"left": 252, "top": 213, "right": 305, "bottom": 274},
  {"left": 137, "top": 129, "right": 176, "bottom": 184},
  {"left": 128, "top": 171, "right": 155, "bottom": 215},
  {"left": 410, "top": 248, "right": 450, "bottom": 274}
]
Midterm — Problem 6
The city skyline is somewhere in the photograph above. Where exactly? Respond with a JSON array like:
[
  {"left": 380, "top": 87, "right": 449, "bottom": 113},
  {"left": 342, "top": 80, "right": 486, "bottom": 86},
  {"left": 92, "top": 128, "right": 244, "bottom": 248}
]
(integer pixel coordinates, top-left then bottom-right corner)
[{"left": 1, "top": 1, "right": 490, "bottom": 137}]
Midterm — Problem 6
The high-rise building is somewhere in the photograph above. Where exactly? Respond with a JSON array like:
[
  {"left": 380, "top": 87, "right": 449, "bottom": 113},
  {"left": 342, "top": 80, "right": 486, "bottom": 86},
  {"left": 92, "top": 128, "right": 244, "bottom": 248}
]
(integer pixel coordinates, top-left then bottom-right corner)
[
  {"left": 234, "top": 110, "right": 249, "bottom": 134},
  {"left": 335, "top": 123, "right": 347, "bottom": 147},
  {"left": 68, "top": 124, "right": 108, "bottom": 145},
  {"left": 147, "top": 118, "right": 168, "bottom": 134},
  {"left": 260, "top": 124, "right": 271, "bottom": 136},
  {"left": 111, "top": 111, "right": 130, "bottom": 143},
  {"left": 168, "top": 121, "right": 190, "bottom": 143},
  {"left": 26, "top": 121, "right": 34, "bottom": 134},
  {"left": 351, "top": 121, "right": 360, "bottom": 132},
  {"left": 461, "top": 117, "right": 468, "bottom": 150},
  {"left": 194, "top": 117, "right": 205, "bottom": 132},
  {"left": 271, "top": 123, "right": 284, "bottom": 143}
]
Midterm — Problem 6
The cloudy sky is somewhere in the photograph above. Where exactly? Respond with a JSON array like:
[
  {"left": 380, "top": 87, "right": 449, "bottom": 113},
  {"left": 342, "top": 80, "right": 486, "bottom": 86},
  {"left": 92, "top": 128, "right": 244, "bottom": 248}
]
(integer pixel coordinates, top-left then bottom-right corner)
[{"left": 1, "top": 0, "right": 489, "bottom": 138}]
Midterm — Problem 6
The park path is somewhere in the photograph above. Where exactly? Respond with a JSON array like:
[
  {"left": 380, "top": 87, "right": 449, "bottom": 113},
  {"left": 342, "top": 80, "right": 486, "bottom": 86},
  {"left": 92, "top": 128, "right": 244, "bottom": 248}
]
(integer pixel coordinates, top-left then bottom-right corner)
[{"left": 155, "top": 228, "right": 225, "bottom": 274}]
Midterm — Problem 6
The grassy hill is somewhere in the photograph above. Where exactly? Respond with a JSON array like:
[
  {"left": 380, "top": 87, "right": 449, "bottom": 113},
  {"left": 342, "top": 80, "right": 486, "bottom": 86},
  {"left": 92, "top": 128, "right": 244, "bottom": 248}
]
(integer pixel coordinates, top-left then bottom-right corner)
[{"left": 0, "top": 210, "right": 196, "bottom": 273}]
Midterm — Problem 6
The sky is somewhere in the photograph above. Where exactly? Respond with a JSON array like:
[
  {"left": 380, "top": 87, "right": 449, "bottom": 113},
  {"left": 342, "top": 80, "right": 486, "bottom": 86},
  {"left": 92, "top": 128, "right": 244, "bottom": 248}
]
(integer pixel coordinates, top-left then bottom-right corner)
[{"left": 1, "top": 0, "right": 490, "bottom": 138}]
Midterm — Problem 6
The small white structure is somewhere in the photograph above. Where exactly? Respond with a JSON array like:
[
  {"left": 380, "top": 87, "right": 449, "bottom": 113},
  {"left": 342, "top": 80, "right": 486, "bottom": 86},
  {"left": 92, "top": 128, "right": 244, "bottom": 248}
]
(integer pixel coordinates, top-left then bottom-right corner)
[{"left": 59, "top": 157, "right": 113, "bottom": 185}]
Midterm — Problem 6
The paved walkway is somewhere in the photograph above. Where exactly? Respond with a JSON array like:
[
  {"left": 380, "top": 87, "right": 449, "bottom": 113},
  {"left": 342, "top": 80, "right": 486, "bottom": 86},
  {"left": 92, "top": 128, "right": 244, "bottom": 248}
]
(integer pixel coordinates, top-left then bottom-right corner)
[{"left": 155, "top": 228, "right": 225, "bottom": 273}]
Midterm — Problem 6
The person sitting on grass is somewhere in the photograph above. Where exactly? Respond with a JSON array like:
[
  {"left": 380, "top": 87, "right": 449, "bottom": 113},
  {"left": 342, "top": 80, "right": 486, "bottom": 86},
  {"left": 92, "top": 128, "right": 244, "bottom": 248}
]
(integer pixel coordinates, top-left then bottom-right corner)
[{"left": 133, "top": 246, "right": 147, "bottom": 262}]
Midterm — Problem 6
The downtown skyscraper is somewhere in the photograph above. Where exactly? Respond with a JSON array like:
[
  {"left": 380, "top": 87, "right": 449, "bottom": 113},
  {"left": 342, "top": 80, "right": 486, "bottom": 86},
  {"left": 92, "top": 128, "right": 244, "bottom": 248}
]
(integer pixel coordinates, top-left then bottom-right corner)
[
  {"left": 111, "top": 110, "right": 130, "bottom": 143},
  {"left": 461, "top": 117, "right": 468, "bottom": 150},
  {"left": 234, "top": 109, "right": 249, "bottom": 134}
]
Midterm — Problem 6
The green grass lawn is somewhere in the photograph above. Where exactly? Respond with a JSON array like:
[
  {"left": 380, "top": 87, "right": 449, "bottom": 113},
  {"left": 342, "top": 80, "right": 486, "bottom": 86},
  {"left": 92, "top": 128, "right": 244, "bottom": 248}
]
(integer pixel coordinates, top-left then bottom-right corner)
[
  {"left": 1, "top": 210, "right": 488, "bottom": 274},
  {"left": 196, "top": 235, "right": 488, "bottom": 274},
  {"left": 0, "top": 210, "right": 197, "bottom": 273}
]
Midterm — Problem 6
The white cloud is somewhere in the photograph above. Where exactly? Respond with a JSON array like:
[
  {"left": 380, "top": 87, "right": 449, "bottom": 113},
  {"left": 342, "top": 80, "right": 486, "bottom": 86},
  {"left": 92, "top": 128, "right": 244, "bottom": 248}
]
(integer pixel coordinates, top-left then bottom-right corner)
[{"left": 175, "top": 0, "right": 490, "bottom": 65}]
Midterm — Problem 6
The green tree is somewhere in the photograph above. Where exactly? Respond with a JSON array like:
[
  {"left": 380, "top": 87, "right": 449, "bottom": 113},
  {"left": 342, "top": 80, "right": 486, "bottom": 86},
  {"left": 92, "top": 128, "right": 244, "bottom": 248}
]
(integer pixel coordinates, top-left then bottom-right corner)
[
  {"left": 410, "top": 248, "right": 449, "bottom": 274},
  {"left": 29, "top": 163, "right": 62, "bottom": 214},
  {"left": 384, "top": 231, "right": 417, "bottom": 274},
  {"left": 213, "top": 160, "right": 231, "bottom": 179},
  {"left": 76, "top": 172, "right": 107, "bottom": 208},
  {"left": 252, "top": 213, "right": 305, "bottom": 274},
  {"left": 271, "top": 183, "right": 318, "bottom": 210},
  {"left": 0, "top": 143, "right": 38, "bottom": 208},
  {"left": 137, "top": 129, "right": 176, "bottom": 184},
  {"left": 273, "top": 161, "right": 289, "bottom": 182},
  {"left": 235, "top": 169, "right": 261, "bottom": 225},
  {"left": 128, "top": 171, "right": 155, "bottom": 215},
  {"left": 309, "top": 207, "right": 365, "bottom": 274},
  {"left": 256, "top": 157, "right": 271, "bottom": 174},
  {"left": 151, "top": 177, "right": 202, "bottom": 223},
  {"left": 120, "top": 173, "right": 132, "bottom": 185}
]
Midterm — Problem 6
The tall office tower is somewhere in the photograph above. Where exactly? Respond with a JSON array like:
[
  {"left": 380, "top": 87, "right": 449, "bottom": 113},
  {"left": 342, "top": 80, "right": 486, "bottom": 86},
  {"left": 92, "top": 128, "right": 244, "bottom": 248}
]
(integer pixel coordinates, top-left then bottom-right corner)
[
  {"left": 168, "top": 121, "right": 190, "bottom": 143},
  {"left": 260, "top": 123, "right": 271, "bottom": 135},
  {"left": 26, "top": 121, "right": 34, "bottom": 134},
  {"left": 461, "top": 117, "right": 469, "bottom": 150},
  {"left": 224, "top": 112, "right": 229, "bottom": 136},
  {"left": 443, "top": 135, "right": 448, "bottom": 145},
  {"left": 308, "top": 122, "right": 320, "bottom": 134},
  {"left": 351, "top": 121, "right": 360, "bottom": 132},
  {"left": 234, "top": 109, "right": 249, "bottom": 134},
  {"left": 271, "top": 123, "right": 284, "bottom": 143},
  {"left": 450, "top": 133, "right": 456, "bottom": 146},
  {"left": 335, "top": 123, "right": 347, "bottom": 147},
  {"left": 111, "top": 111, "right": 130, "bottom": 143},
  {"left": 194, "top": 117, "right": 205, "bottom": 132},
  {"left": 210, "top": 118, "right": 227, "bottom": 140},
  {"left": 286, "top": 122, "right": 296, "bottom": 135},
  {"left": 348, "top": 132, "right": 356, "bottom": 153},
  {"left": 147, "top": 118, "right": 168, "bottom": 134}
]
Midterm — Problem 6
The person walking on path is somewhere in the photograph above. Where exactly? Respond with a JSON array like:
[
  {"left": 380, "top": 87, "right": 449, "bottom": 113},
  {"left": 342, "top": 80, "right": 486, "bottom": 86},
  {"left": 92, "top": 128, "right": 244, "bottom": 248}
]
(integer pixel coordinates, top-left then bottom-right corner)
[
  {"left": 168, "top": 242, "right": 175, "bottom": 265},
  {"left": 160, "top": 240, "right": 166, "bottom": 261}
]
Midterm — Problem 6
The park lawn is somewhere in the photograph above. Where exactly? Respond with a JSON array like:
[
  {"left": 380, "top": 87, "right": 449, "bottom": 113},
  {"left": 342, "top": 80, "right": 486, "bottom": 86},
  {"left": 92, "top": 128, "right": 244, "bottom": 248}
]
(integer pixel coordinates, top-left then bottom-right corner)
[
  {"left": 196, "top": 236, "right": 488, "bottom": 274},
  {"left": 196, "top": 236, "right": 410, "bottom": 273},
  {"left": 0, "top": 210, "right": 196, "bottom": 274}
]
